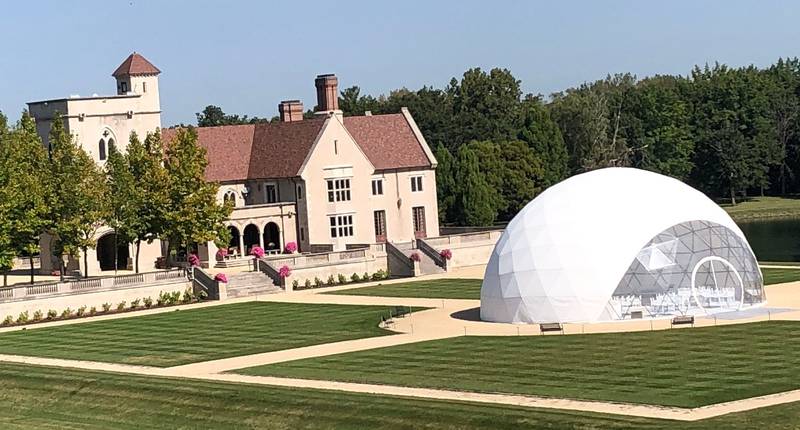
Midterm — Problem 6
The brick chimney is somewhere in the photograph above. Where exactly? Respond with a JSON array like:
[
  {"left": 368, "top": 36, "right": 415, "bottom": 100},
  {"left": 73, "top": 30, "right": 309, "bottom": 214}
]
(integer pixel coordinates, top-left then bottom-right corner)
[
  {"left": 314, "top": 74, "right": 339, "bottom": 112},
  {"left": 278, "top": 100, "right": 304, "bottom": 122}
]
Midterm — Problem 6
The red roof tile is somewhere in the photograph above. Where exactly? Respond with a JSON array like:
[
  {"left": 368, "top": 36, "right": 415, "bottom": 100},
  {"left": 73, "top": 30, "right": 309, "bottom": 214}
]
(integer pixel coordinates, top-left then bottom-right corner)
[
  {"left": 112, "top": 53, "right": 161, "bottom": 77},
  {"left": 344, "top": 114, "right": 431, "bottom": 170},
  {"left": 161, "top": 113, "right": 431, "bottom": 183}
]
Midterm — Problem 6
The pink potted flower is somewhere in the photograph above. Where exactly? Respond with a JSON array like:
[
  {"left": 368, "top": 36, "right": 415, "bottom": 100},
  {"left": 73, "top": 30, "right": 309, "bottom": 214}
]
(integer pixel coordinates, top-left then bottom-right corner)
[
  {"left": 440, "top": 249, "right": 452, "bottom": 260},
  {"left": 188, "top": 253, "right": 201, "bottom": 267},
  {"left": 250, "top": 246, "right": 265, "bottom": 258},
  {"left": 284, "top": 241, "right": 298, "bottom": 254},
  {"left": 409, "top": 252, "right": 421, "bottom": 262},
  {"left": 215, "top": 248, "right": 228, "bottom": 261},
  {"left": 214, "top": 273, "right": 228, "bottom": 283},
  {"left": 279, "top": 265, "right": 292, "bottom": 278}
]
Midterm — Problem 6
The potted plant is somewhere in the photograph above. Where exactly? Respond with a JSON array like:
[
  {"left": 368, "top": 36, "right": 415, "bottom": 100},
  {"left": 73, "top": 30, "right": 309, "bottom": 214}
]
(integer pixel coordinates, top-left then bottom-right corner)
[
  {"left": 215, "top": 248, "right": 228, "bottom": 261},
  {"left": 440, "top": 249, "right": 452, "bottom": 261},
  {"left": 409, "top": 252, "right": 421, "bottom": 262},
  {"left": 250, "top": 246, "right": 265, "bottom": 272},
  {"left": 188, "top": 253, "right": 201, "bottom": 267},
  {"left": 214, "top": 272, "right": 228, "bottom": 283},
  {"left": 279, "top": 265, "right": 292, "bottom": 288}
]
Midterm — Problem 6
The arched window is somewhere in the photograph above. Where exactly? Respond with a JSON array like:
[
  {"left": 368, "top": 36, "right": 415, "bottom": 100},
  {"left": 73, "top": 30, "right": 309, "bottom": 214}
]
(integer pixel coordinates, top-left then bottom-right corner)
[
  {"left": 98, "top": 139, "right": 107, "bottom": 161},
  {"left": 108, "top": 138, "right": 116, "bottom": 153},
  {"left": 224, "top": 190, "right": 237, "bottom": 206}
]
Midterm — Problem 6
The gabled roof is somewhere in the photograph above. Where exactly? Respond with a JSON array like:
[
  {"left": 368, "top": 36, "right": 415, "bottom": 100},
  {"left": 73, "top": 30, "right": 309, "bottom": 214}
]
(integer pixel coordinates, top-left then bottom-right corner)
[
  {"left": 161, "top": 112, "right": 433, "bottom": 183},
  {"left": 343, "top": 113, "right": 431, "bottom": 170},
  {"left": 112, "top": 52, "right": 161, "bottom": 77}
]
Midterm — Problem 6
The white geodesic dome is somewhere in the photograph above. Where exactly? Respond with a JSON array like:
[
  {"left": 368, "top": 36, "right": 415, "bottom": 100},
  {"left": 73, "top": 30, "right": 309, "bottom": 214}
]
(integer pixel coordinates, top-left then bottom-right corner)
[{"left": 480, "top": 167, "right": 764, "bottom": 324}]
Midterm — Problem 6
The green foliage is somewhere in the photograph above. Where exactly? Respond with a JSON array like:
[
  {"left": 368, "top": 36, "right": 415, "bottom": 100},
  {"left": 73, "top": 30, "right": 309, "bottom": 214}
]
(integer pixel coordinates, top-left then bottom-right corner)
[
  {"left": 337, "top": 274, "right": 348, "bottom": 284},
  {"left": 89, "top": 306, "right": 97, "bottom": 316},
  {"left": 304, "top": 279, "right": 312, "bottom": 289},
  {"left": 326, "top": 275, "right": 336, "bottom": 286},
  {"left": 454, "top": 145, "right": 496, "bottom": 226},
  {"left": 32, "top": 310, "right": 43, "bottom": 321},
  {"left": 351, "top": 273, "right": 361, "bottom": 283},
  {"left": 61, "top": 308, "right": 72, "bottom": 318},
  {"left": 2, "top": 315, "right": 12, "bottom": 326},
  {"left": 16, "top": 311, "right": 28, "bottom": 324},
  {"left": 313, "top": 277, "right": 323, "bottom": 288},
  {"left": 76, "top": 306, "right": 87, "bottom": 317},
  {"left": 371, "top": 269, "right": 387, "bottom": 281},
  {"left": 291, "top": 279, "right": 300, "bottom": 289},
  {"left": 47, "top": 114, "right": 108, "bottom": 278},
  {"left": 47, "top": 309, "right": 58, "bottom": 320},
  {"left": 433, "top": 145, "right": 457, "bottom": 221},
  {"left": 117, "top": 302, "right": 127, "bottom": 311},
  {"left": 163, "top": 128, "right": 232, "bottom": 254},
  {"left": 518, "top": 98, "right": 569, "bottom": 188},
  {"left": 130, "top": 299, "right": 141, "bottom": 309},
  {"left": 143, "top": 297, "right": 153, "bottom": 308},
  {"left": 196, "top": 105, "right": 271, "bottom": 127}
]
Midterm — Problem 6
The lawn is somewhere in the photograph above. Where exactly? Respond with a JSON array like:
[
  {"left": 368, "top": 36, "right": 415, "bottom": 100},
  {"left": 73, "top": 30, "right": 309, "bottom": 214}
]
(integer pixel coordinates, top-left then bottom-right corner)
[
  {"left": 762, "top": 267, "right": 800, "bottom": 285},
  {"left": 327, "top": 278, "right": 482, "bottom": 299},
  {"left": 2, "top": 362, "right": 800, "bottom": 429},
  {"left": 722, "top": 196, "right": 800, "bottom": 221},
  {"left": 240, "top": 321, "right": 800, "bottom": 408},
  {"left": 0, "top": 302, "right": 403, "bottom": 367}
]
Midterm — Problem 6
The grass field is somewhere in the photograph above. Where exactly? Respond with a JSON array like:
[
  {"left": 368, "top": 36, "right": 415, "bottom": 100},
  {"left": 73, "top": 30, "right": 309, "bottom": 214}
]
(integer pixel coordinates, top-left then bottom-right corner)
[
  {"left": 240, "top": 321, "right": 800, "bottom": 408},
  {"left": 0, "top": 302, "right": 402, "bottom": 367},
  {"left": 722, "top": 196, "right": 800, "bottom": 221},
  {"left": 3, "top": 362, "right": 800, "bottom": 429},
  {"left": 762, "top": 267, "right": 800, "bottom": 284},
  {"left": 326, "top": 278, "right": 482, "bottom": 299}
]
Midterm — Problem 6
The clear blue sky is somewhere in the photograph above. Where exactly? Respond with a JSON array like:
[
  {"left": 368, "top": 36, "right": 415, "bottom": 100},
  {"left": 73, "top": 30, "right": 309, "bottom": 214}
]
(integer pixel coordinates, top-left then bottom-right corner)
[{"left": 1, "top": 0, "right": 799, "bottom": 126}]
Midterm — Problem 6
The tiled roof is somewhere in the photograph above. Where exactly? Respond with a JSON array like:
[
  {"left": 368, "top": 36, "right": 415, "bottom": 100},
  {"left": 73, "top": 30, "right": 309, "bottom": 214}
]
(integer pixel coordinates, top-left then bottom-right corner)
[
  {"left": 162, "top": 119, "right": 326, "bottom": 182},
  {"left": 162, "top": 113, "right": 431, "bottom": 183},
  {"left": 344, "top": 114, "right": 431, "bottom": 170},
  {"left": 112, "top": 53, "right": 161, "bottom": 77}
]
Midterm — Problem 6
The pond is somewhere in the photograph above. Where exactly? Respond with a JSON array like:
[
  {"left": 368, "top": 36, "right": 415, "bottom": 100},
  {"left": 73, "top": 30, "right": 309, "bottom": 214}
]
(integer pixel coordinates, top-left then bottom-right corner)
[{"left": 738, "top": 218, "right": 800, "bottom": 262}]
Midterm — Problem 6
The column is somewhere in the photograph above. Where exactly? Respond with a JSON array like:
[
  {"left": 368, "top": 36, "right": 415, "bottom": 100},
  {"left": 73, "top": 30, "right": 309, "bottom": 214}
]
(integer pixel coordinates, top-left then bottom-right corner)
[
  {"left": 258, "top": 224, "right": 265, "bottom": 249},
  {"left": 238, "top": 232, "right": 245, "bottom": 257}
]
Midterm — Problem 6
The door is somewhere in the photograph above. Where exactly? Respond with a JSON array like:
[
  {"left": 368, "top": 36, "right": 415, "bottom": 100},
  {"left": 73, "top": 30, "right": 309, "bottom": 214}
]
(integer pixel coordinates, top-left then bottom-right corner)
[
  {"left": 374, "top": 210, "right": 387, "bottom": 243},
  {"left": 412, "top": 206, "right": 427, "bottom": 239}
]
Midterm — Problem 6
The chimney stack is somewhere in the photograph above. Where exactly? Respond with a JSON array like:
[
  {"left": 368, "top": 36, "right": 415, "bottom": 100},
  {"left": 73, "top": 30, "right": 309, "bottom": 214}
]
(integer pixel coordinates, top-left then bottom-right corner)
[
  {"left": 314, "top": 74, "right": 339, "bottom": 112},
  {"left": 278, "top": 100, "right": 304, "bottom": 122}
]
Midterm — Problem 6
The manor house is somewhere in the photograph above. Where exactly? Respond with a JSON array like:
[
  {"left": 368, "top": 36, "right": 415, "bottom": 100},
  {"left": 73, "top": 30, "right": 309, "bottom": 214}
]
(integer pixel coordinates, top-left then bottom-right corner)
[{"left": 28, "top": 53, "right": 440, "bottom": 274}]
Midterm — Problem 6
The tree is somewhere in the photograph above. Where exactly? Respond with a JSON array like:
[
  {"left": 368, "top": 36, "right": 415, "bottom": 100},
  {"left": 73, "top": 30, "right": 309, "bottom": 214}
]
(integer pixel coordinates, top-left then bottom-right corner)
[
  {"left": 48, "top": 114, "right": 108, "bottom": 278},
  {"left": 196, "top": 105, "right": 270, "bottom": 127},
  {"left": 518, "top": 98, "right": 569, "bottom": 188},
  {"left": 126, "top": 131, "right": 170, "bottom": 272},
  {"left": 454, "top": 145, "right": 496, "bottom": 226},
  {"left": 766, "top": 58, "right": 800, "bottom": 195},
  {"left": 0, "top": 111, "right": 14, "bottom": 285},
  {"left": 338, "top": 86, "right": 380, "bottom": 116},
  {"left": 104, "top": 142, "right": 138, "bottom": 272},
  {"left": 163, "top": 128, "right": 232, "bottom": 256},
  {"left": 5, "top": 112, "right": 52, "bottom": 283},
  {"left": 452, "top": 68, "right": 523, "bottom": 145},
  {"left": 433, "top": 145, "right": 457, "bottom": 223}
]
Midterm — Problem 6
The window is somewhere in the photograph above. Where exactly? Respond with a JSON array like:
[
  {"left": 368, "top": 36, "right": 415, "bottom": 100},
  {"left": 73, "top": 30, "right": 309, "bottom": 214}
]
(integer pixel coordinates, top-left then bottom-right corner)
[
  {"left": 326, "top": 178, "right": 351, "bottom": 202},
  {"left": 413, "top": 206, "right": 427, "bottom": 238},
  {"left": 264, "top": 183, "right": 278, "bottom": 203},
  {"left": 223, "top": 190, "right": 236, "bottom": 206},
  {"left": 334, "top": 139, "right": 338, "bottom": 155},
  {"left": 371, "top": 179, "right": 383, "bottom": 195},
  {"left": 108, "top": 138, "right": 116, "bottom": 152},
  {"left": 329, "top": 214, "right": 354, "bottom": 238},
  {"left": 98, "top": 139, "right": 107, "bottom": 161},
  {"left": 300, "top": 227, "right": 305, "bottom": 241},
  {"left": 297, "top": 185, "right": 303, "bottom": 199},
  {"left": 374, "top": 210, "right": 387, "bottom": 242},
  {"left": 143, "top": 82, "right": 147, "bottom": 93},
  {"left": 411, "top": 176, "right": 423, "bottom": 192},
  {"left": 120, "top": 81, "right": 128, "bottom": 93}
]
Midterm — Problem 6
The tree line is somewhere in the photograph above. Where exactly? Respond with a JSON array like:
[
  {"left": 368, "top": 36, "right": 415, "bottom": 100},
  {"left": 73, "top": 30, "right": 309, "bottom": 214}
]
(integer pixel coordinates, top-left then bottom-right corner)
[
  {"left": 0, "top": 112, "right": 231, "bottom": 285},
  {"left": 333, "top": 59, "right": 800, "bottom": 225}
]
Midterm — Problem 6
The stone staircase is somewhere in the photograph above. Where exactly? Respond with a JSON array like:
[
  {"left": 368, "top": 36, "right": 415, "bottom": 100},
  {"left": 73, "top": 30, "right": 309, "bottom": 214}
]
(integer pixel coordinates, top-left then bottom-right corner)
[
  {"left": 392, "top": 241, "right": 445, "bottom": 276},
  {"left": 225, "top": 271, "right": 282, "bottom": 298}
]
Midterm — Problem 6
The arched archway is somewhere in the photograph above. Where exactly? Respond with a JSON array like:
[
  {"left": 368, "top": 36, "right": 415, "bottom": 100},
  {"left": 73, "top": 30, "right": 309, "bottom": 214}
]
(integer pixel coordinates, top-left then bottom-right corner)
[
  {"left": 263, "top": 222, "right": 280, "bottom": 252},
  {"left": 227, "top": 225, "right": 240, "bottom": 256},
  {"left": 97, "top": 233, "right": 129, "bottom": 271},
  {"left": 243, "top": 224, "right": 260, "bottom": 254},
  {"left": 224, "top": 190, "right": 237, "bottom": 206}
]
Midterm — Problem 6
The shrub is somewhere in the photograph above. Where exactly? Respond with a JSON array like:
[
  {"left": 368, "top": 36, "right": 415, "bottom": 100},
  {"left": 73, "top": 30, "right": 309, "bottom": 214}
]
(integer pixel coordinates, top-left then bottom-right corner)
[
  {"left": 372, "top": 269, "right": 387, "bottom": 281},
  {"left": 143, "top": 297, "right": 153, "bottom": 308},
  {"left": 326, "top": 274, "right": 336, "bottom": 286},
  {"left": 440, "top": 249, "right": 453, "bottom": 260},
  {"left": 188, "top": 253, "right": 201, "bottom": 267},
  {"left": 117, "top": 301, "right": 126, "bottom": 311},
  {"left": 2, "top": 315, "right": 13, "bottom": 326},
  {"left": 363, "top": 272, "right": 369, "bottom": 281},
  {"left": 101, "top": 303, "right": 112, "bottom": 312},
  {"left": 314, "top": 277, "right": 323, "bottom": 288},
  {"left": 33, "top": 310, "right": 43, "bottom": 321},
  {"left": 197, "top": 290, "right": 208, "bottom": 301},
  {"left": 284, "top": 241, "right": 298, "bottom": 254},
  {"left": 409, "top": 252, "right": 421, "bottom": 262},
  {"left": 129, "top": 299, "right": 140, "bottom": 309},
  {"left": 351, "top": 273, "right": 361, "bottom": 283},
  {"left": 17, "top": 311, "right": 29, "bottom": 324},
  {"left": 76, "top": 306, "right": 87, "bottom": 317},
  {"left": 304, "top": 279, "right": 312, "bottom": 289},
  {"left": 156, "top": 291, "right": 168, "bottom": 306},
  {"left": 61, "top": 308, "right": 73, "bottom": 318},
  {"left": 181, "top": 289, "right": 194, "bottom": 303},
  {"left": 292, "top": 279, "right": 299, "bottom": 289},
  {"left": 170, "top": 291, "right": 182, "bottom": 304},
  {"left": 250, "top": 246, "right": 265, "bottom": 258},
  {"left": 279, "top": 265, "right": 292, "bottom": 279},
  {"left": 47, "top": 309, "right": 58, "bottom": 320},
  {"left": 338, "top": 274, "right": 348, "bottom": 284},
  {"left": 89, "top": 306, "right": 97, "bottom": 315}
]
